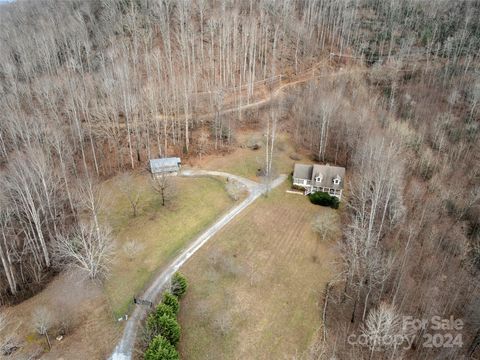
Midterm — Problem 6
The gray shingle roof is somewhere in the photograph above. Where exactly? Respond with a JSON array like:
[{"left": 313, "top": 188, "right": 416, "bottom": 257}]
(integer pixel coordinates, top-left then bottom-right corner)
[
  {"left": 149, "top": 157, "right": 181, "bottom": 173},
  {"left": 293, "top": 163, "right": 313, "bottom": 179},
  {"left": 293, "top": 163, "right": 345, "bottom": 190},
  {"left": 312, "top": 164, "right": 345, "bottom": 190}
]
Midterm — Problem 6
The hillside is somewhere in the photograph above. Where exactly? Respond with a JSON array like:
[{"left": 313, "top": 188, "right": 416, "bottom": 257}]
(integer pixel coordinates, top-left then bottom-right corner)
[{"left": 0, "top": 1, "right": 479, "bottom": 359}]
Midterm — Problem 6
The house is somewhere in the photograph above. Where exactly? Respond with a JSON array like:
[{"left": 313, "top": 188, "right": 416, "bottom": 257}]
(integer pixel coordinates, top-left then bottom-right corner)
[
  {"left": 293, "top": 163, "right": 345, "bottom": 199},
  {"left": 149, "top": 157, "right": 181, "bottom": 177}
]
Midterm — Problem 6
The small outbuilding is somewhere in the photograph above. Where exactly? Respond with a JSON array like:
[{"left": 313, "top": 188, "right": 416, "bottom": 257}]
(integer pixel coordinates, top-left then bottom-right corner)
[{"left": 149, "top": 157, "right": 181, "bottom": 177}]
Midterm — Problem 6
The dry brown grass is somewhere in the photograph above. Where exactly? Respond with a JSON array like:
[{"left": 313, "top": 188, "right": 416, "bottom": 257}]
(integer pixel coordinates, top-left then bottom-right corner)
[
  {"left": 178, "top": 182, "right": 339, "bottom": 359},
  {"left": 191, "top": 131, "right": 309, "bottom": 180},
  {"left": 0, "top": 271, "right": 119, "bottom": 360}
]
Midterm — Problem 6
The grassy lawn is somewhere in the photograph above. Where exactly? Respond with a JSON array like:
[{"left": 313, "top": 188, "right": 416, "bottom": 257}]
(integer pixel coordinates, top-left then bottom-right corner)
[
  {"left": 100, "top": 173, "right": 235, "bottom": 317},
  {"left": 178, "top": 182, "right": 339, "bottom": 359}
]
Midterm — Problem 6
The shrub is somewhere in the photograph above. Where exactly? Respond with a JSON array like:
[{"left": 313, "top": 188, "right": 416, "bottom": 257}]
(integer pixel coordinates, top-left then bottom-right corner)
[
  {"left": 157, "top": 315, "right": 181, "bottom": 346},
  {"left": 289, "top": 152, "right": 301, "bottom": 160},
  {"left": 144, "top": 276, "right": 188, "bottom": 355},
  {"left": 145, "top": 313, "right": 181, "bottom": 346},
  {"left": 226, "top": 180, "right": 243, "bottom": 201},
  {"left": 146, "top": 313, "right": 160, "bottom": 339},
  {"left": 308, "top": 192, "right": 339, "bottom": 209},
  {"left": 145, "top": 303, "right": 178, "bottom": 342},
  {"left": 144, "top": 335, "right": 179, "bottom": 360},
  {"left": 170, "top": 273, "right": 188, "bottom": 298},
  {"left": 162, "top": 292, "right": 179, "bottom": 315},
  {"left": 156, "top": 303, "right": 176, "bottom": 319},
  {"left": 246, "top": 136, "right": 262, "bottom": 150}
]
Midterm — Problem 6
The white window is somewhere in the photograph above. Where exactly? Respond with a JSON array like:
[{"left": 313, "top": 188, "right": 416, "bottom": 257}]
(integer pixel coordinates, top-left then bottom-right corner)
[{"left": 333, "top": 176, "right": 341, "bottom": 185}]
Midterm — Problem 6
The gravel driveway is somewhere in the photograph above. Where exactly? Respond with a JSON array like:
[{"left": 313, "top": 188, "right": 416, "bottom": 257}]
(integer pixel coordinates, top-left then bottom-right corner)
[{"left": 110, "top": 170, "right": 286, "bottom": 360}]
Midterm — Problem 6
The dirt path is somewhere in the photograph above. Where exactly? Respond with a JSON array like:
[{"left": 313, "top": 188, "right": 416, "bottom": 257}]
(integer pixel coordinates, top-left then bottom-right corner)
[
  {"left": 96, "top": 58, "right": 435, "bottom": 133},
  {"left": 154, "top": 62, "right": 335, "bottom": 122},
  {"left": 109, "top": 170, "right": 286, "bottom": 360},
  {"left": 153, "top": 56, "right": 436, "bottom": 123}
]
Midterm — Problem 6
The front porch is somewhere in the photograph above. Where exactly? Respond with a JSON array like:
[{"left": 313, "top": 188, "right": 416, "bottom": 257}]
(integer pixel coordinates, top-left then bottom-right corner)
[
  {"left": 292, "top": 178, "right": 342, "bottom": 199},
  {"left": 313, "top": 186, "right": 342, "bottom": 199}
]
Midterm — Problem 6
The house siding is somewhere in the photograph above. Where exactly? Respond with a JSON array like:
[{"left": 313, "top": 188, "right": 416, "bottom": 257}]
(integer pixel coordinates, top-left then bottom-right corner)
[{"left": 293, "top": 178, "right": 311, "bottom": 186}]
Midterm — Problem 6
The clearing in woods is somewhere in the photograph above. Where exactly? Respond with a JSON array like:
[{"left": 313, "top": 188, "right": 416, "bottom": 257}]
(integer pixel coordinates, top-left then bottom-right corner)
[
  {"left": 191, "top": 131, "right": 305, "bottom": 180},
  {"left": 178, "top": 181, "right": 339, "bottom": 359}
]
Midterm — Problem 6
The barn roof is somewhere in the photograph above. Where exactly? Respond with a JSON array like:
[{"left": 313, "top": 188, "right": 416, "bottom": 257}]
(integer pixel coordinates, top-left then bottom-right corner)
[{"left": 149, "top": 157, "right": 181, "bottom": 173}]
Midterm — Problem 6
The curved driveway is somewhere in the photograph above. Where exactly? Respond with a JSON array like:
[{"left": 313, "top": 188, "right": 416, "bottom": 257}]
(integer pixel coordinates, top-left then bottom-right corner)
[{"left": 110, "top": 170, "right": 286, "bottom": 360}]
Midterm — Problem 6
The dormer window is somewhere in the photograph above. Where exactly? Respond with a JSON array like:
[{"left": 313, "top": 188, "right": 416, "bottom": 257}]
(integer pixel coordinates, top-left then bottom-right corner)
[
  {"left": 315, "top": 174, "right": 323, "bottom": 183},
  {"left": 333, "top": 175, "right": 341, "bottom": 185}
]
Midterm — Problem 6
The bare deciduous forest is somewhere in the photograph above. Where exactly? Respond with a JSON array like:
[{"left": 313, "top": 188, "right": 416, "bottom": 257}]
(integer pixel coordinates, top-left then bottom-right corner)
[{"left": 0, "top": 0, "right": 479, "bottom": 359}]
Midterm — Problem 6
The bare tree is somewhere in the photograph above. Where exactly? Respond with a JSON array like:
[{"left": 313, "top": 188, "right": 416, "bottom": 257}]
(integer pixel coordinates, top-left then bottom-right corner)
[
  {"left": 341, "top": 214, "right": 394, "bottom": 324},
  {"left": 313, "top": 212, "right": 338, "bottom": 243},
  {"left": 0, "top": 206, "right": 16, "bottom": 296},
  {"left": 0, "top": 313, "right": 7, "bottom": 334},
  {"left": 119, "top": 173, "right": 141, "bottom": 217},
  {"left": 361, "top": 303, "right": 404, "bottom": 359},
  {"left": 225, "top": 179, "right": 243, "bottom": 201},
  {"left": 75, "top": 177, "right": 104, "bottom": 236},
  {"left": 2, "top": 150, "right": 60, "bottom": 269},
  {"left": 264, "top": 104, "right": 279, "bottom": 194},
  {"left": 196, "top": 129, "right": 210, "bottom": 158},
  {"left": 53, "top": 221, "right": 114, "bottom": 280},
  {"left": 468, "top": 79, "right": 480, "bottom": 120},
  {"left": 122, "top": 239, "right": 143, "bottom": 261},
  {"left": 32, "top": 307, "right": 53, "bottom": 350},
  {"left": 150, "top": 174, "right": 177, "bottom": 207},
  {"left": 0, "top": 311, "right": 19, "bottom": 357}
]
